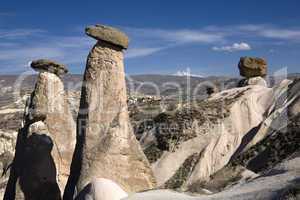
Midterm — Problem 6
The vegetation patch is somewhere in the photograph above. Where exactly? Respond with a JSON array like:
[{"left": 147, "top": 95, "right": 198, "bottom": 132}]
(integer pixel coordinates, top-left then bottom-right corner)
[{"left": 164, "top": 153, "right": 200, "bottom": 190}]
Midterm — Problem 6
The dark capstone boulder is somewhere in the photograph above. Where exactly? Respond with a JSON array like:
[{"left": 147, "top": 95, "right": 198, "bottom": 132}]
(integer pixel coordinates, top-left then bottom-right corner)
[
  {"left": 85, "top": 24, "right": 129, "bottom": 49},
  {"left": 238, "top": 57, "right": 267, "bottom": 78},
  {"left": 31, "top": 59, "right": 68, "bottom": 76}
]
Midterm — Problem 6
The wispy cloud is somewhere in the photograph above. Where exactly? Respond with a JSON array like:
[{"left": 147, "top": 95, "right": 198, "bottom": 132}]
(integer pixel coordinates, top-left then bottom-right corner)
[
  {"left": 235, "top": 24, "right": 300, "bottom": 41},
  {"left": 201, "top": 24, "right": 300, "bottom": 42},
  {"left": 125, "top": 27, "right": 225, "bottom": 44},
  {"left": 156, "top": 29, "right": 224, "bottom": 43},
  {"left": 0, "top": 29, "right": 94, "bottom": 73},
  {"left": 0, "top": 28, "right": 45, "bottom": 39},
  {"left": 259, "top": 29, "right": 300, "bottom": 40},
  {"left": 212, "top": 42, "right": 251, "bottom": 52},
  {"left": 123, "top": 27, "right": 226, "bottom": 58},
  {"left": 0, "top": 47, "right": 64, "bottom": 60},
  {"left": 125, "top": 47, "right": 165, "bottom": 58},
  {"left": 1, "top": 24, "right": 300, "bottom": 74}
]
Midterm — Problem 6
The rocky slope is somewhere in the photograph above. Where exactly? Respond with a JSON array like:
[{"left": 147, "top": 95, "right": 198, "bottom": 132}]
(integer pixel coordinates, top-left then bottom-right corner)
[
  {"left": 0, "top": 77, "right": 299, "bottom": 199},
  {"left": 124, "top": 78, "right": 300, "bottom": 200},
  {"left": 0, "top": 23, "right": 299, "bottom": 199}
]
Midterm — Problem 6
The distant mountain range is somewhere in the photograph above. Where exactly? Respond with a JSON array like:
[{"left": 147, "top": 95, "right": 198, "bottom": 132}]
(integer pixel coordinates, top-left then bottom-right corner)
[{"left": 0, "top": 73, "right": 299, "bottom": 107}]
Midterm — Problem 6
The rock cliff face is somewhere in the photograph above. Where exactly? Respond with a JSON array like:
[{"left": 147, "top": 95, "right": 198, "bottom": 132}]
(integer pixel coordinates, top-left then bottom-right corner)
[
  {"left": 4, "top": 60, "right": 75, "bottom": 200},
  {"left": 97, "top": 78, "right": 300, "bottom": 200},
  {"left": 64, "top": 24, "right": 156, "bottom": 199},
  {"left": 230, "top": 79, "right": 300, "bottom": 172},
  {"left": 140, "top": 85, "right": 273, "bottom": 190}
]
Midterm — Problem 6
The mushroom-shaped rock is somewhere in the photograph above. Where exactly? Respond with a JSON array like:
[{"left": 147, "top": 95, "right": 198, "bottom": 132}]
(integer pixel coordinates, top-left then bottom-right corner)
[
  {"left": 64, "top": 24, "right": 155, "bottom": 199},
  {"left": 4, "top": 59, "right": 76, "bottom": 199},
  {"left": 31, "top": 59, "right": 68, "bottom": 76},
  {"left": 238, "top": 57, "right": 267, "bottom": 78},
  {"left": 85, "top": 24, "right": 129, "bottom": 49}
]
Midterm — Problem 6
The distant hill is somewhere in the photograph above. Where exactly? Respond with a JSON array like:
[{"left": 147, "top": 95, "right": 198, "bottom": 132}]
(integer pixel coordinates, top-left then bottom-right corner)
[{"left": 0, "top": 73, "right": 299, "bottom": 107}]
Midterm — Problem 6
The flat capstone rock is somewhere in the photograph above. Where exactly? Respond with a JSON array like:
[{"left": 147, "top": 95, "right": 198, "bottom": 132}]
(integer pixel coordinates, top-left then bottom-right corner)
[
  {"left": 85, "top": 24, "right": 129, "bottom": 49},
  {"left": 31, "top": 59, "right": 68, "bottom": 76}
]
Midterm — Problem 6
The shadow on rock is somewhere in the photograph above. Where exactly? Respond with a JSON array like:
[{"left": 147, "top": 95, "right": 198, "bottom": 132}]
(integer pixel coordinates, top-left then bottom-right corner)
[{"left": 4, "top": 130, "right": 61, "bottom": 200}]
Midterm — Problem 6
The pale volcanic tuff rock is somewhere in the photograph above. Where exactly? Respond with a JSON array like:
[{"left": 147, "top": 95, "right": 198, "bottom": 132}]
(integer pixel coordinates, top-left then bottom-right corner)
[
  {"left": 74, "top": 155, "right": 300, "bottom": 199},
  {"left": 288, "top": 79, "right": 300, "bottom": 117},
  {"left": 125, "top": 156, "right": 300, "bottom": 200},
  {"left": 229, "top": 79, "right": 300, "bottom": 173},
  {"left": 0, "top": 130, "right": 16, "bottom": 200},
  {"left": 75, "top": 178, "right": 128, "bottom": 200},
  {"left": 124, "top": 79, "right": 300, "bottom": 200},
  {"left": 28, "top": 60, "right": 76, "bottom": 193},
  {"left": 4, "top": 60, "right": 76, "bottom": 199},
  {"left": 68, "top": 78, "right": 300, "bottom": 200},
  {"left": 195, "top": 79, "right": 300, "bottom": 194},
  {"left": 238, "top": 57, "right": 267, "bottom": 78},
  {"left": 139, "top": 85, "right": 274, "bottom": 190},
  {"left": 64, "top": 25, "right": 155, "bottom": 198},
  {"left": 244, "top": 77, "right": 268, "bottom": 87}
]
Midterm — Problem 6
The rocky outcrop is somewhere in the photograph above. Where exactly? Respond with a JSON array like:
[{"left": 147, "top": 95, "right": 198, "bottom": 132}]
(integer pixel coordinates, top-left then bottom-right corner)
[
  {"left": 125, "top": 154, "right": 300, "bottom": 200},
  {"left": 64, "top": 24, "right": 155, "bottom": 199},
  {"left": 0, "top": 131, "right": 16, "bottom": 199},
  {"left": 135, "top": 77, "right": 299, "bottom": 197},
  {"left": 229, "top": 79, "right": 300, "bottom": 173},
  {"left": 4, "top": 60, "right": 75, "bottom": 199},
  {"left": 124, "top": 78, "right": 300, "bottom": 200},
  {"left": 75, "top": 153, "right": 300, "bottom": 200},
  {"left": 238, "top": 57, "right": 267, "bottom": 78},
  {"left": 28, "top": 60, "right": 76, "bottom": 191},
  {"left": 138, "top": 85, "right": 274, "bottom": 191}
]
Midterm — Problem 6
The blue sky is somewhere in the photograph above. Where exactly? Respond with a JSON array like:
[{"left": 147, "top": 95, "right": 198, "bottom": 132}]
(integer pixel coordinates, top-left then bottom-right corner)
[{"left": 0, "top": 0, "right": 300, "bottom": 76}]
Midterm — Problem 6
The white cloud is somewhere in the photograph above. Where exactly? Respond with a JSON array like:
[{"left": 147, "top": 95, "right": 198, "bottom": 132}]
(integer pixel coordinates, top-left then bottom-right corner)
[
  {"left": 200, "top": 24, "right": 300, "bottom": 42},
  {"left": 124, "top": 27, "right": 225, "bottom": 45},
  {"left": 212, "top": 42, "right": 251, "bottom": 52},
  {"left": 259, "top": 29, "right": 300, "bottom": 40},
  {"left": 0, "top": 29, "right": 45, "bottom": 39},
  {"left": 0, "top": 47, "right": 64, "bottom": 61},
  {"left": 122, "top": 27, "right": 226, "bottom": 58},
  {"left": 0, "top": 31, "right": 93, "bottom": 72},
  {"left": 1, "top": 24, "right": 300, "bottom": 74},
  {"left": 160, "top": 30, "right": 224, "bottom": 43},
  {"left": 237, "top": 24, "right": 266, "bottom": 32},
  {"left": 235, "top": 25, "right": 300, "bottom": 41},
  {"left": 125, "top": 47, "right": 164, "bottom": 58}
]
